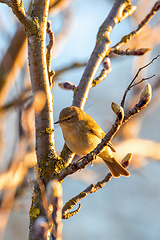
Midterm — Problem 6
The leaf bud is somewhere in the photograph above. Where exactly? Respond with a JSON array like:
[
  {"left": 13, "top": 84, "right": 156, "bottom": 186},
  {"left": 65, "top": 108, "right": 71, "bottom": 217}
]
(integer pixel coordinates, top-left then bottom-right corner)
[{"left": 121, "top": 153, "right": 132, "bottom": 168}]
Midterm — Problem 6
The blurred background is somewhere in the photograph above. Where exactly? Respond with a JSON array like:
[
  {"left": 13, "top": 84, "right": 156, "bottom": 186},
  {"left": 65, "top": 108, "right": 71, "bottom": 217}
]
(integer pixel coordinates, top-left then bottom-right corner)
[{"left": 0, "top": 0, "right": 160, "bottom": 239}]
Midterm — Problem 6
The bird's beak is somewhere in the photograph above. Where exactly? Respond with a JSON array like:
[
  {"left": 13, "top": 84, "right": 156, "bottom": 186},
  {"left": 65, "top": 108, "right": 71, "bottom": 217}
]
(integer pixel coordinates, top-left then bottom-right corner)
[
  {"left": 54, "top": 119, "right": 63, "bottom": 124},
  {"left": 54, "top": 120, "right": 60, "bottom": 124}
]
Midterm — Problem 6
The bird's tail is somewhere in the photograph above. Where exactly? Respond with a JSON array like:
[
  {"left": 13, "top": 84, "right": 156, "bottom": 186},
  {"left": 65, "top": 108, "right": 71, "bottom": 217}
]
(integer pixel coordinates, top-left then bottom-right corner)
[{"left": 103, "top": 157, "right": 130, "bottom": 178}]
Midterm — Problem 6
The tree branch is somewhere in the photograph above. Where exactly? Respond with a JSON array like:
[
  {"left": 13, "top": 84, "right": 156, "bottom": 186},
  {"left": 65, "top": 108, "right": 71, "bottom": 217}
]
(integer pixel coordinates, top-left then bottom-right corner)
[
  {"left": 121, "top": 55, "right": 159, "bottom": 107},
  {"left": 55, "top": 62, "right": 86, "bottom": 80},
  {"left": 72, "top": 0, "right": 134, "bottom": 109},
  {"left": 61, "top": 0, "right": 135, "bottom": 164},
  {"left": 62, "top": 174, "right": 112, "bottom": 219},
  {"left": 111, "top": 48, "right": 151, "bottom": 56},
  {"left": 112, "top": 1, "right": 160, "bottom": 50},
  {"left": 57, "top": 79, "right": 152, "bottom": 182},
  {"left": 9, "top": 0, "right": 33, "bottom": 29},
  {"left": 92, "top": 58, "right": 112, "bottom": 87},
  {"left": 0, "top": 0, "right": 9, "bottom": 5},
  {"left": 26, "top": 1, "right": 58, "bottom": 239},
  {"left": 46, "top": 20, "right": 55, "bottom": 86},
  {"left": 62, "top": 154, "right": 131, "bottom": 219},
  {"left": 27, "top": 0, "right": 57, "bottom": 182},
  {"left": 0, "top": 24, "right": 27, "bottom": 107}
]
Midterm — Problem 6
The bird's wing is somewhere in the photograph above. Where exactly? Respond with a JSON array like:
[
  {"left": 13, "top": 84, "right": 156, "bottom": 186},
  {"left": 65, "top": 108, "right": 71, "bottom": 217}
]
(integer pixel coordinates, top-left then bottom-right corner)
[
  {"left": 84, "top": 118, "right": 116, "bottom": 152},
  {"left": 105, "top": 142, "right": 116, "bottom": 152}
]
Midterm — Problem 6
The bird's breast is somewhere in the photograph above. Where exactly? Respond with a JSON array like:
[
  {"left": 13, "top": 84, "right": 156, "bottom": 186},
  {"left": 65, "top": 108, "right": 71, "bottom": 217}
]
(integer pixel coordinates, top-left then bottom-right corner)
[{"left": 61, "top": 125, "right": 101, "bottom": 156}]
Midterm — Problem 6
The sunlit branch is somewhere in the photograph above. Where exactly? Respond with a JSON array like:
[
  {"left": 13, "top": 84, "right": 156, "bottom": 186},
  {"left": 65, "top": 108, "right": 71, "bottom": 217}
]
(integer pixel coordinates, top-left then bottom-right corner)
[
  {"left": 62, "top": 155, "right": 131, "bottom": 219},
  {"left": 0, "top": 0, "right": 9, "bottom": 4},
  {"left": 112, "top": 1, "right": 160, "bottom": 50},
  {"left": 111, "top": 48, "right": 150, "bottom": 56},
  {"left": 46, "top": 20, "right": 55, "bottom": 86},
  {"left": 72, "top": 0, "right": 133, "bottom": 109},
  {"left": 121, "top": 55, "right": 159, "bottom": 107}
]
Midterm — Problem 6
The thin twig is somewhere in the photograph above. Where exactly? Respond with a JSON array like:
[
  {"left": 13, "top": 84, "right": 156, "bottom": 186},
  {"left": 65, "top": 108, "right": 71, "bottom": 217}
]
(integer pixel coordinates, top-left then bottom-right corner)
[
  {"left": 121, "top": 55, "right": 159, "bottom": 107},
  {"left": 46, "top": 21, "right": 54, "bottom": 69},
  {"left": 92, "top": 58, "right": 112, "bottom": 87},
  {"left": 0, "top": 0, "right": 9, "bottom": 4},
  {"left": 58, "top": 82, "right": 77, "bottom": 91},
  {"left": 62, "top": 174, "right": 112, "bottom": 219},
  {"left": 57, "top": 60, "right": 112, "bottom": 90},
  {"left": 131, "top": 74, "right": 155, "bottom": 88},
  {"left": 55, "top": 62, "right": 87, "bottom": 80},
  {"left": 62, "top": 156, "right": 131, "bottom": 219},
  {"left": 111, "top": 48, "right": 150, "bottom": 56},
  {"left": 0, "top": 88, "right": 32, "bottom": 114},
  {"left": 72, "top": 0, "right": 133, "bottom": 109},
  {"left": 112, "top": 1, "right": 160, "bottom": 50},
  {"left": 46, "top": 21, "right": 55, "bottom": 86}
]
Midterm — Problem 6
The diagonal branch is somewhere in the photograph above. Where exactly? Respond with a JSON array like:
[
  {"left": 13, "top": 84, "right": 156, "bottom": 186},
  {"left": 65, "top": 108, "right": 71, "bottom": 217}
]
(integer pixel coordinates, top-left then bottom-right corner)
[
  {"left": 111, "top": 1, "right": 160, "bottom": 51},
  {"left": 62, "top": 155, "right": 131, "bottom": 219},
  {"left": 121, "top": 55, "right": 159, "bottom": 107},
  {"left": 92, "top": 58, "right": 112, "bottom": 87},
  {"left": 62, "top": 174, "right": 112, "bottom": 219},
  {"left": 72, "top": 0, "right": 135, "bottom": 110},
  {"left": 57, "top": 80, "right": 152, "bottom": 182},
  {"left": 0, "top": 0, "right": 9, "bottom": 4},
  {"left": 0, "top": 24, "right": 27, "bottom": 107},
  {"left": 8, "top": 0, "right": 33, "bottom": 29},
  {"left": 61, "top": 0, "right": 135, "bottom": 164}
]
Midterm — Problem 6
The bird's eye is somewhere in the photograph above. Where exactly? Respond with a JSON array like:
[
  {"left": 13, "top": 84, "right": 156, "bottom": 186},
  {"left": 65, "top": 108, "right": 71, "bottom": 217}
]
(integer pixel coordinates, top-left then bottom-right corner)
[{"left": 67, "top": 117, "right": 72, "bottom": 121}]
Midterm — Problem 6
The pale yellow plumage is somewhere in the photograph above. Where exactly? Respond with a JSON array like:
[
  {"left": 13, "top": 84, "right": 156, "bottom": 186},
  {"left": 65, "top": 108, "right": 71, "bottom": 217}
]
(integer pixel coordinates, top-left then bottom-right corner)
[{"left": 55, "top": 106, "right": 130, "bottom": 178}]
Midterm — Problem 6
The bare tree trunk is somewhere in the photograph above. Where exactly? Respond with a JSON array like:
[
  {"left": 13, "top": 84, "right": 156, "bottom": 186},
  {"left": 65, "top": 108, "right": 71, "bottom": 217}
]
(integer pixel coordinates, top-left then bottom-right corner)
[{"left": 26, "top": 1, "right": 57, "bottom": 239}]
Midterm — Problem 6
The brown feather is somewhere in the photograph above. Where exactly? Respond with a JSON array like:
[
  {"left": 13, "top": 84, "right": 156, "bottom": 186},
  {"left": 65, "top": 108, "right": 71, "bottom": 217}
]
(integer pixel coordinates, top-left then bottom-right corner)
[{"left": 103, "top": 157, "right": 130, "bottom": 178}]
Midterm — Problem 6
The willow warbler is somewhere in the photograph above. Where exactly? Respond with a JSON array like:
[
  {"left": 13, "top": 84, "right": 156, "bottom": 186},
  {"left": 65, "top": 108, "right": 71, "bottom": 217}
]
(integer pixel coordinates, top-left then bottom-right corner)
[{"left": 55, "top": 106, "right": 130, "bottom": 177}]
